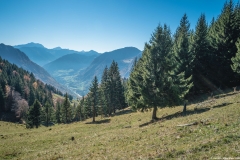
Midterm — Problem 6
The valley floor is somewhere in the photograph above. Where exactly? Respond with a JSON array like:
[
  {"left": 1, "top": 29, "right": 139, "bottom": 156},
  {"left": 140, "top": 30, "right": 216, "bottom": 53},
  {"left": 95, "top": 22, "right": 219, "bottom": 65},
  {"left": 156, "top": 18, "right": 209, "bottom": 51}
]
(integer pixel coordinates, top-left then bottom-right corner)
[{"left": 1, "top": 90, "right": 240, "bottom": 159}]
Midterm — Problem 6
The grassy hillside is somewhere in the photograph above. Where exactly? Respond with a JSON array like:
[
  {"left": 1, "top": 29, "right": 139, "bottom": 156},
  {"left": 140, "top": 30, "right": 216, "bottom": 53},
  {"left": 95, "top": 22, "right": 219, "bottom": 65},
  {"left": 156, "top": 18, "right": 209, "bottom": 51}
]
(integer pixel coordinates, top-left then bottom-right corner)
[{"left": 1, "top": 90, "right": 240, "bottom": 159}]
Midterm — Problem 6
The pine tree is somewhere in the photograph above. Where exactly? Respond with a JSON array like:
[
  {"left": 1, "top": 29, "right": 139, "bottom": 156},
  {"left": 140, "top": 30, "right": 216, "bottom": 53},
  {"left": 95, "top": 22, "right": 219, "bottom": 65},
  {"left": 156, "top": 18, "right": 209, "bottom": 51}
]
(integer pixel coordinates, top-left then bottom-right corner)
[
  {"left": 28, "top": 86, "right": 35, "bottom": 106},
  {"left": 55, "top": 101, "right": 61, "bottom": 123},
  {"left": 126, "top": 57, "right": 144, "bottom": 111},
  {"left": 75, "top": 97, "right": 84, "bottom": 121},
  {"left": 83, "top": 95, "right": 92, "bottom": 119},
  {"left": 26, "top": 99, "right": 41, "bottom": 128},
  {"left": 127, "top": 24, "right": 192, "bottom": 120},
  {"left": 231, "top": 39, "right": 240, "bottom": 74},
  {"left": 190, "top": 14, "right": 212, "bottom": 91},
  {"left": 43, "top": 101, "right": 54, "bottom": 127},
  {"left": 99, "top": 66, "right": 110, "bottom": 116},
  {"left": 173, "top": 14, "right": 192, "bottom": 79},
  {"left": 61, "top": 93, "right": 72, "bottom": 123},
  {"left": 108, "top": 61, "right": 126, "bottom": 114},
  {"left": 88, "top": 76, "right": 98, "bottom": 122}
]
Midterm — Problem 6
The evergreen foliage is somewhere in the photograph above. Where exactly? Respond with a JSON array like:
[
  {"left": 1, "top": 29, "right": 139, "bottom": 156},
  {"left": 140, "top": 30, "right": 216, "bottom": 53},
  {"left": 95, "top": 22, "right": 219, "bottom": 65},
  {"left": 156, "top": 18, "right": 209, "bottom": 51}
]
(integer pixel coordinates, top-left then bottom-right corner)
[
  {"left": 76, "top": 96, "right": 84, "bottom": 121},
  {"left": 190, "top": 14, "right": 212, "bottom": 91},
  {"left": 127, "top": 24, "right": 192, "bottom": 120},
  {"left": 42, "top": 101, "right": 54, "bottom": 126},
  {"left": 173, "top": 14, "right": 192, "bottom": 78},
  {"left": 55, "top": 101, "right": 61, "bottom": 123},
  {"left": 0, "top": 56, "right": 64, "bottom": 122},
  {"left": 208, "top": 0, "right": 240, "bottom": 87},
  {"left": 108, "top": 61, "right": 126, "bottom": 114},
  {"left": 61, "top": 93, "right": 72, "bottom": 123},
  {"left": 26, "top": 99, "right": 41, "bottom": 128},
  {"left": 99, "top": 66, "right": 110, "bottom": 116},
  {"left": 88, "top": 76, "right": 99, "bottom": 122}
]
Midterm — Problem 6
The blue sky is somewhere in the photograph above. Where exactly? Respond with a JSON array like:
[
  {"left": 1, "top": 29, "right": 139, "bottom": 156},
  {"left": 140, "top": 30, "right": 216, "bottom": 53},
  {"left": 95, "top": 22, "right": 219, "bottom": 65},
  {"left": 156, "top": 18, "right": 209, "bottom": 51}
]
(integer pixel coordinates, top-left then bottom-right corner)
[{"left": 0, "top": 0, "right": 237, "bottom": 53}]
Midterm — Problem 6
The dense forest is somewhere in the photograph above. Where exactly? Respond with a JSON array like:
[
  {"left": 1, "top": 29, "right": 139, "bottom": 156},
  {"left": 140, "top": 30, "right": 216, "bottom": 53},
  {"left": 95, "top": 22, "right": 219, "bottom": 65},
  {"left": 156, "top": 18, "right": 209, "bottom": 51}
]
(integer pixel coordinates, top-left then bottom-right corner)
[
  {"left": 0, "top": 56, "right": 64, "bottom": 125},
  {"left": 126, "top": 0, "right": 240, "bottom": 120}
]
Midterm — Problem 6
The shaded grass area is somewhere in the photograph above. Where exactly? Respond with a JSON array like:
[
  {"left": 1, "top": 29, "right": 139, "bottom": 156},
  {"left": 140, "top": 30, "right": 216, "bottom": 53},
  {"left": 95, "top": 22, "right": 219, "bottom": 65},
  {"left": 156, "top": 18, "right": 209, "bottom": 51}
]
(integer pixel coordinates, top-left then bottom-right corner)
[{"left": 0, "top": 91, "right": 240, "bottom": 159}]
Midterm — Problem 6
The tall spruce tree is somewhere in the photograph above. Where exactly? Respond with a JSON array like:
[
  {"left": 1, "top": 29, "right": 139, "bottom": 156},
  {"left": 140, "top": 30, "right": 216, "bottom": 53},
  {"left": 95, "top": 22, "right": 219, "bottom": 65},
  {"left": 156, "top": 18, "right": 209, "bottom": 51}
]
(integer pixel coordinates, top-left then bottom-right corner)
[
  {"left": 43, "top": 101, "right": 54, "bottom": 127},
  {"left": 61, "top": 93, "right": 72, "bottom": 123},
  {"left": 173, "top": 14, "right": 192, "bottom": 79},
  {"left": 28, "top": 86, "right": 35, "bottom": 106},
  {"left": 76, "top": 96, "right": 84, "bottom": 121},
  {"left": 83, "top": 94, "right": 92, "bottom": 119},
  {"left": 89, "top": 76, "right": 98, "bottom": 122},
  {"left": 108, "top": 61, "right": 126, "bottom": 114},
  {"left": 99, "top": 66, "right": 110, "bottom": 116},
  {"left": 127, "top": 24, "right": 192, "bottom": 120},
  {"left": 55, "top": 101, "right": 61, "bottom": 123},
  {"left": 26, "top": 99, "right": 41, "bottom": 128},
  {"left": 190, "top": 14, "right": 212, "bottom": 91}
]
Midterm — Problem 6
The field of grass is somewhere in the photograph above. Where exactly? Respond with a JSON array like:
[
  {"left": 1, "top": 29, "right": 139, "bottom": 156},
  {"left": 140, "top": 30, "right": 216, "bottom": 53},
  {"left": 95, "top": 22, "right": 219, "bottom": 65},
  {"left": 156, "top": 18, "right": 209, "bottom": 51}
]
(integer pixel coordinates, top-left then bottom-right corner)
[{"left": 1, "top": 91, "right": 240, "bottom": 159}]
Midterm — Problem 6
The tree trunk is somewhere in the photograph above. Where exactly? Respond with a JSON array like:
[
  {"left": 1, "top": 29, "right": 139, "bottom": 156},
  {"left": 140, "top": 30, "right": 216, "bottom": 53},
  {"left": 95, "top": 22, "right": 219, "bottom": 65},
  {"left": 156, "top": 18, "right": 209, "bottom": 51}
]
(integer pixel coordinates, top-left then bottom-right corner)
[
  {"left": 93, "top": 105, "right": 95, "bottom": 122},
  {"left": 183, "top": 102, "right": 187, "bottom": 116},
  {"left": 152, "top": 106, "right": 158, "bottom": 121}
]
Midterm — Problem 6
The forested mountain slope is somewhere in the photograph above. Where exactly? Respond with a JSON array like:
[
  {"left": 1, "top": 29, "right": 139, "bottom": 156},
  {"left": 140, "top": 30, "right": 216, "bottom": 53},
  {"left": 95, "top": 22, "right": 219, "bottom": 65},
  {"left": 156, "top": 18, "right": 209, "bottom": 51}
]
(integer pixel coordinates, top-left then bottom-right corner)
[
  {"left": 0, "top": 56, "right": 63, "bottom": 121},
  {"left": 0, "top": 43, "right": 76, "bottom": 97}
]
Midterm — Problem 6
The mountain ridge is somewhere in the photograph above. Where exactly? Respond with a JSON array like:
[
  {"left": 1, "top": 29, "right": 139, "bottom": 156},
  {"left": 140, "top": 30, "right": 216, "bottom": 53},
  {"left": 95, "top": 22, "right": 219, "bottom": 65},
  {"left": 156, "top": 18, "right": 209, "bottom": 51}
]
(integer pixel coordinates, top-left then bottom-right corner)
[
  {"left": 0, "top": 43, "right": 76, "bottom": 97},
  {"left": 14, "top": 42, "right": 100, "bottom": 66}
]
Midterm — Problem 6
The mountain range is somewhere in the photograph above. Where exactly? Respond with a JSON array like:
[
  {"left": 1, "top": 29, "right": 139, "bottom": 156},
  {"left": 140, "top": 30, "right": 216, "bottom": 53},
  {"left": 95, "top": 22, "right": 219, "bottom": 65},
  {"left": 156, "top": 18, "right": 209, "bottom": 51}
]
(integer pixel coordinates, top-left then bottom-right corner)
[
  {"left": 11, "top": 42, "right": 142, "bottom": 96},
  {"left": 0, "top": 43, "right": 76, "bottom": 97},
  {"left": 14, "top": 42, "right": 99, "bottom": 66}
]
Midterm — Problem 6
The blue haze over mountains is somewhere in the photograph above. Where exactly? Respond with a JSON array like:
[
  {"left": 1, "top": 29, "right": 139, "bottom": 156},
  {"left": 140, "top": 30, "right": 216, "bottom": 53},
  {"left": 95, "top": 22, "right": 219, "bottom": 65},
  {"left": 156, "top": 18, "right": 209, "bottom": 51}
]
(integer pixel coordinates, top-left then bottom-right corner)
[
  {"left": 13, "top": 43, "right": 141, "bottom": 96},
  {"left": 0, "top": 43, "right": 75, "bottom": 96}
]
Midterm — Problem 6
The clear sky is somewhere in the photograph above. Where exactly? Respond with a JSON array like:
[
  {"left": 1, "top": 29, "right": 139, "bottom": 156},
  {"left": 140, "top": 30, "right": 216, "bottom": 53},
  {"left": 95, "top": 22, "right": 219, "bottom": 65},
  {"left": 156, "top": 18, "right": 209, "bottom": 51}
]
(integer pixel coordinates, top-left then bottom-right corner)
[{"left": 0, "top": 0, "right": 237, "bottom": 53}]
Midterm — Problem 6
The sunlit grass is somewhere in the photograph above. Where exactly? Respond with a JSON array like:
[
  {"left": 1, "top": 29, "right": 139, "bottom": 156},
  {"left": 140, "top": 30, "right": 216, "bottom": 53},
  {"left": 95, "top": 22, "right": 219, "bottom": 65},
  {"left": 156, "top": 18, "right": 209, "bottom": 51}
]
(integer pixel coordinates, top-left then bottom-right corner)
[{"left": 1, "top": 91, "right": 240, "bottom": 159}]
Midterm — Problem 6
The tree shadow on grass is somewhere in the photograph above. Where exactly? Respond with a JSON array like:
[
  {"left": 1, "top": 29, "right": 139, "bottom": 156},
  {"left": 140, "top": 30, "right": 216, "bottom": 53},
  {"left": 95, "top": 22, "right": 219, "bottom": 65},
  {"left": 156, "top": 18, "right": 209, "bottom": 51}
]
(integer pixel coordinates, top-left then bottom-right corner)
[
  {"left": 139, "top": 107, "right": 211, "bottom": 128},
  {"left": 214, "top": 92, "right": 239, "bottom": 99},
  {"left": 85, "top": 119, "right": 111, "bottom": 124},
  {"left": 212, "top": 102, "right": 233, "bottom": 109}
]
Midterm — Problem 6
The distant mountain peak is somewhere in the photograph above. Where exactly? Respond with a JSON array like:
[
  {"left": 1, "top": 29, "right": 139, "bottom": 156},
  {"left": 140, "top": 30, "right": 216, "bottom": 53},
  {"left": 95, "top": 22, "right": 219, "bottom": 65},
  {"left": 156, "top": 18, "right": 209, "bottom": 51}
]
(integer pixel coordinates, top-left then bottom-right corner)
[
  {"left": 15, "top": 42, "right": 45, "bottom": 48},
  {"left": 52, "top": 47, "right": 62, "bottom": 50}
]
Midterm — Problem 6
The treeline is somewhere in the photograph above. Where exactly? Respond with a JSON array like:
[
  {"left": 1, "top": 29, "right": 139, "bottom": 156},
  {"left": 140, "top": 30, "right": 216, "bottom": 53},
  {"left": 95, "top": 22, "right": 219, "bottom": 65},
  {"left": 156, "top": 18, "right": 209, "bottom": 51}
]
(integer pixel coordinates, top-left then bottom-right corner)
[
  {"left": 126, "top": 0, "right": 240, "bottom": 120},
  {"left": 25, "top": 61, "right": 127, "bottom": 127},
  {"left": 75, "top": 61, "right": 127, "bottom": 122},
  {"left": 0, "top": 56, "right": 65, "bottom": 121}
]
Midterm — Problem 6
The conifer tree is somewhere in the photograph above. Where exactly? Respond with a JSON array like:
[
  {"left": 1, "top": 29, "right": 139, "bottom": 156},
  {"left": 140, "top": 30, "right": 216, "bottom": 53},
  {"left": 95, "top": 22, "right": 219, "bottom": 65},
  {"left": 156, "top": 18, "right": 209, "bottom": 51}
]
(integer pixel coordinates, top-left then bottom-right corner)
[
  {"left": 126, "top": 57, "right": 144, "bottom": 111},
  {"left": 83, "top": 94, "right": 92, "bottom": 119},
  {"left": 88, "top": 76, "right": 98, "bottom": 122},
  {"left": 26, "top": 99, "right": 41, "bottom": 128},
  {"left": 108, "top": 61, "right": 126, "bottom": 114},
  {"left": 173, "top": 14, "right": 192, "bottom": 79},
  {"left": 190, "top": 14, "right": 211, "bottom": 91},
  {"left": 43, "top": 101, "right": 54, "bottom": 126},
  {"left": 61, "top": 93, "right": 72, "bottom": 123},
  {"left": 76, "top": 96, "right": 84, "bottom": 121},
  {"left": 28, "top": 86, "right": 35, "bottom": 106},
  {"left": 55, "top": 101, "right": 61, "bottom": 123},
  {"left": 99, "top": 66, "right": 110, "bottom": 116},
  {"left": 127, "top": 24, "right": 192, "bottom": 120}
]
